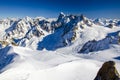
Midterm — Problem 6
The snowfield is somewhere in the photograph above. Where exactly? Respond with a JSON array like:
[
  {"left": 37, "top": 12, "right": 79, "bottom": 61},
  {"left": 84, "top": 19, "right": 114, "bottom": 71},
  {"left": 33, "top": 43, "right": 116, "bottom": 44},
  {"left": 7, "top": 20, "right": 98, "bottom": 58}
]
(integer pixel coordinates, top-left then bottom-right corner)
[
  {"left": 0, "top": 13, "right": 120, "bottom": 80},
  {"left": 0, "top": 45, "right": 120, "bottom": 80}
]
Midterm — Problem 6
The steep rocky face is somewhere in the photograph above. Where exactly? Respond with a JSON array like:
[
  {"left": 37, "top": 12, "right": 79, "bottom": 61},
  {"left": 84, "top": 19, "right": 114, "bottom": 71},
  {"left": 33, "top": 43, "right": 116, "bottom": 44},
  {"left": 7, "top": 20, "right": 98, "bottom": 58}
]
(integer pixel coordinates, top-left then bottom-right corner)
[
  {"left": 0, "top": 13, "right": 120, "bottom": 50},
  {"left": 106, "top": 23, "right": 115, "bottom": 28},
  {"left": 93, "top": 18, "right": 120, "bottom": 27},
  {"left": 1, "top": 17, "right": 54, "bottom": 48},
  {"left": 3, "top": 17, "right": 49, "bottom": 40},
  {"left": 79, "top": 31, "right": 120, "bottom": 53},
  {"left": 93, "top": 18, "right": 104, "bottom": 26},
  {"left": 61, "top": 13, "right": 94, "bottom": 45},
  {"left": 79, "top": 37, "right": 113, "bottom": 53},
  {"left": 36, "top": 13, "right": 95, "bottom": 50},
  {"left": 116, "top": 21, "right": 120, "bottom": 27},
  {"left": 94, "top": 61, "right": 120, "bottom": 80}
]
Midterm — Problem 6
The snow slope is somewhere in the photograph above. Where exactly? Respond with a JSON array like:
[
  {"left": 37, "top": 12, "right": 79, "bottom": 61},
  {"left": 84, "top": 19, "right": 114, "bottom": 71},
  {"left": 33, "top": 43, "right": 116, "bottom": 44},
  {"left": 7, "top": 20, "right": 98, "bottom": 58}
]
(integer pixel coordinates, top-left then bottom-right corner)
[
  {"left": 0, "top": 46, "right": 97, "bottom": 80},
  {"left": 0, "top": 13, "right": 120, "bottom": 80},
  {"left": 0, "top": 45, "right": 120, "bottom": 80}
]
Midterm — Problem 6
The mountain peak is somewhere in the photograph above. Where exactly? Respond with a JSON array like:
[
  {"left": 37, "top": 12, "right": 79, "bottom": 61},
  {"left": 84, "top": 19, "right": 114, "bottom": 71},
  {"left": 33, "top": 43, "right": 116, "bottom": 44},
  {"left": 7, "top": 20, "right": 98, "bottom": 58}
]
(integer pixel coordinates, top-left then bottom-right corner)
[
  {"left": 60, "top": 12, "right": 65, "bottom": 16},
  {"left": 59, "top": 12, "right": 65, "bottom": 18},
  {"left": 79, "top": 14, "right": 87, "bottom": 21},
  {"left": 23, "top": 16, "right": 32, "bottom": 21},
  {"left": 0, "top": 13, "right": 120, "bottom": 50}
]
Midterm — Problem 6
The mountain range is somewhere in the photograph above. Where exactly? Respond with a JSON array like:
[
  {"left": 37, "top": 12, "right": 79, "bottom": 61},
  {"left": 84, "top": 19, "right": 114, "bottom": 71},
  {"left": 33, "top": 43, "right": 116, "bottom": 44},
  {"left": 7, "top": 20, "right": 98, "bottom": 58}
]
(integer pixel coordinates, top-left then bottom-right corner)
[{"left": 0, "top": 13, "right": 120, "bottom": 80}]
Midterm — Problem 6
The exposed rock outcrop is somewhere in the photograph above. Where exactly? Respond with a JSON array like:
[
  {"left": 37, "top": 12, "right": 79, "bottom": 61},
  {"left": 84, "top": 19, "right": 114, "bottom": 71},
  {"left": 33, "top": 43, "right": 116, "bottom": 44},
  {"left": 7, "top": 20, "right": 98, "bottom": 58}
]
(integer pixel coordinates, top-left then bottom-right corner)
[
  {"left": 106, "top": 23, "right": 114, "bottom": 28},
  {"left": 0, "top": 40, "right": 18, "bottom": 48},
  {"left": 79, "top": 31, "right": 120, "bottom": 53},
  {"left": 94, "top": 61, "right": 120, "bottom": 80},
  {"left": 1, "top": 13, "right": 120, "bottom": 50}
]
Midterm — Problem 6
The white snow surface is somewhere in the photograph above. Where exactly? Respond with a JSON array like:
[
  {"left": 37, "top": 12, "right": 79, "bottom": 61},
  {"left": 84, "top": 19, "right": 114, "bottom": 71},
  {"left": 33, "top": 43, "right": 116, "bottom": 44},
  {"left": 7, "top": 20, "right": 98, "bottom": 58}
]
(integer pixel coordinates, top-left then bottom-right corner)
[
  {"left": 0, "top": 14, "right": 120, "bottom": 80},
  {"left": 0, "top": 45, "right": 120, "bottom": 80}
]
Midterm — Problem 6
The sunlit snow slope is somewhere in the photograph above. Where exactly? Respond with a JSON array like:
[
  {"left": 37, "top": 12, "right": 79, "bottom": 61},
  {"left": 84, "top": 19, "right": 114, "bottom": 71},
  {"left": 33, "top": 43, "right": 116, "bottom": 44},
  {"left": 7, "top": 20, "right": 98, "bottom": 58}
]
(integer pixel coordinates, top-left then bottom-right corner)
[{"left": 0, "top": 13, "right": 120, "bottom": 80}]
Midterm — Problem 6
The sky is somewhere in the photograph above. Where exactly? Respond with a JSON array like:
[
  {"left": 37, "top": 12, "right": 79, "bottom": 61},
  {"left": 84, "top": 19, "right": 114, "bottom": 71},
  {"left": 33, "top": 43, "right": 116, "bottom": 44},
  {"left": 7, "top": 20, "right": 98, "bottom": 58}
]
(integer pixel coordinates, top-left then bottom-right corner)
[{"left": 0, "top": 0, "right": 120, "bottom": 19}]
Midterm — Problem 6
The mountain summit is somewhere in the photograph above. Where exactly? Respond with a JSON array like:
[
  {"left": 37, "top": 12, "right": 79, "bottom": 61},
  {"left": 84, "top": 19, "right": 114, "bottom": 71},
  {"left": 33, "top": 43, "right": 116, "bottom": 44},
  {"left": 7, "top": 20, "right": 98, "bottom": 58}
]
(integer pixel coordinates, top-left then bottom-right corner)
[
  {"left": 0, "top": 13, "right": 120, "bottom": 52},
  {"left": 0, "top": 13, "right": 120, "bottom": 80}
]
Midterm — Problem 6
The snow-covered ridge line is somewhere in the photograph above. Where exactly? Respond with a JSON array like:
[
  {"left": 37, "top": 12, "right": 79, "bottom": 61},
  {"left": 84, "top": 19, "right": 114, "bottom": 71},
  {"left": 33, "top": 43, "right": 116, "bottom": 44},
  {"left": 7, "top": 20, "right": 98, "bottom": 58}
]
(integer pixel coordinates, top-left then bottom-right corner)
[
  {"left": 0, "top": 13, "right": 120, "bottom": 80},
  {"left": 79, "top": 31, "right": 120, "bottom": 53},
  {"left": 0, "top": 12, "right": 120, "bottom": 51}
]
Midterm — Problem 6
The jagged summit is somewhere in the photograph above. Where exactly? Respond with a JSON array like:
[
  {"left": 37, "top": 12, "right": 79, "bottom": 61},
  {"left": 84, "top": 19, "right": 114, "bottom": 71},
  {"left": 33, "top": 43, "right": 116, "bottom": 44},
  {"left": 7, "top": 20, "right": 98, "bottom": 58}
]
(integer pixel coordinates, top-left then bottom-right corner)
[
  {"left": 0, "top": 13, "right": 120, "bottom": 51},
  {"left": 59, "top": 12, "right": 65, "bottom": 17},
  {"left": 0, "top": 13, "right": 120, "bottom": 80}
]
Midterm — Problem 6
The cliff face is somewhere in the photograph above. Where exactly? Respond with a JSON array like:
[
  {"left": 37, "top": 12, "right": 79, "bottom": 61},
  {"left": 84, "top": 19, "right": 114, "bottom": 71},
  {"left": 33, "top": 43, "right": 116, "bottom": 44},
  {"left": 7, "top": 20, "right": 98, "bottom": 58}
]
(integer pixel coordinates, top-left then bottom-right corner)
[
  {"left": 79, "top": 31, "right": 120, "bottom": 53},
  {"left": 0, "top": 13, "right": 120, "bottom": 51},
  {"left": 94, "top": 61, "right": 120, "bottom": 80}
]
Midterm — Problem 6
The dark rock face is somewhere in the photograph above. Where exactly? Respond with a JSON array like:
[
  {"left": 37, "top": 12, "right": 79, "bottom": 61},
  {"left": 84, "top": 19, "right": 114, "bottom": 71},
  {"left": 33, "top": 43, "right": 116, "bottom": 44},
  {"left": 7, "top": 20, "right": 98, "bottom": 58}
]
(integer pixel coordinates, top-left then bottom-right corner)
[
  {"left": 106, "top": 23, "right": 114, "bottom": 28},
  {"left": 79, "top": 36, "right": 113, "bottom": 53},
  {"left": 94, "top": 61, "right": 120, "bottom": 80},
  {"left": 79, "top": 31, "right": 120, "bottom": 54}
]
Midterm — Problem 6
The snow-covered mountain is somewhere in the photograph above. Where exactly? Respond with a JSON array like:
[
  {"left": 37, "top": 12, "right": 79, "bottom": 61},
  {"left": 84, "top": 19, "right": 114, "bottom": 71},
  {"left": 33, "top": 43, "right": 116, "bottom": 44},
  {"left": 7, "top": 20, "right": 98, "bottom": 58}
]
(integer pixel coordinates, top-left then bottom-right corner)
[
  {"left": 79, "top": 31, "right": 120, "bottom": 53},
  {"left": 1, "top": 12, "right": 120, "bottom": 51},
  {"left": 0, "top": 13, "right": 120, "bottom": 80}
]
